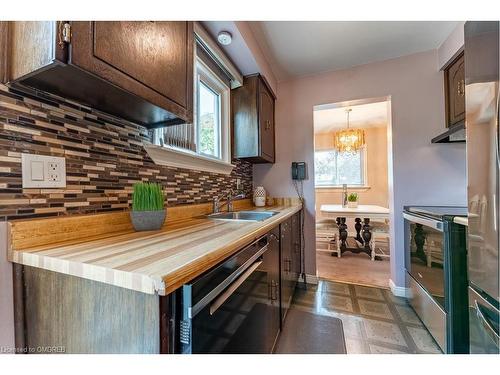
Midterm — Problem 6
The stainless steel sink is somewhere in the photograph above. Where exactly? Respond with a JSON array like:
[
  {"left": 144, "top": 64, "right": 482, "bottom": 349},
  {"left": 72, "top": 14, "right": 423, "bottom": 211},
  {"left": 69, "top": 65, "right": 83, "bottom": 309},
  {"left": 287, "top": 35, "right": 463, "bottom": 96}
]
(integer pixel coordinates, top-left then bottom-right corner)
[{"left": 206, "top": 210, "right": 279, "bottom": 222}]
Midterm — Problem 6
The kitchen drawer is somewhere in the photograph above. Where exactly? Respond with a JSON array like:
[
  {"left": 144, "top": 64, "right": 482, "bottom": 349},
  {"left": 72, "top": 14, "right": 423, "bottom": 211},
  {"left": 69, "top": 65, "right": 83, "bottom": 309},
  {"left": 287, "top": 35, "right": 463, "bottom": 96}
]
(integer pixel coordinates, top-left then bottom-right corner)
[{"left": 407, "top": 272, "right": 446, "bottom": 352}]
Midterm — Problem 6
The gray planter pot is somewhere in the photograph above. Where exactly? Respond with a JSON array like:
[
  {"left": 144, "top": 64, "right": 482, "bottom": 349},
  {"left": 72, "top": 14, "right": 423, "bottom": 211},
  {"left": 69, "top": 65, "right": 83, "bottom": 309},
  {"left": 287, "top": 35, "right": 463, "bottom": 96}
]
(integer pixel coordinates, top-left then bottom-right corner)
[{"left": 130, "top": 210, "right": 166, "bottom": 231}]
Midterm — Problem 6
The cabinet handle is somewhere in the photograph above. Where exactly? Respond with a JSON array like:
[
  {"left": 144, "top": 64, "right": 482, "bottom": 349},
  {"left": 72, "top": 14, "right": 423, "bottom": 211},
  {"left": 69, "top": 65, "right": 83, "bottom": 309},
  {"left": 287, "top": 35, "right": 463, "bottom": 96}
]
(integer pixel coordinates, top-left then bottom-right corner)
[
  {"left": 270, "top": 280, "right": 278, "bottom": 301},
  {"left": 265, "top": 120, "right": 271, "bottom": 130},
  {"left": 285, "top": 258, "right": 291, "bottom": 272},
  {"left": 457, "top": 79, "right": 465, "bottom": 97}
]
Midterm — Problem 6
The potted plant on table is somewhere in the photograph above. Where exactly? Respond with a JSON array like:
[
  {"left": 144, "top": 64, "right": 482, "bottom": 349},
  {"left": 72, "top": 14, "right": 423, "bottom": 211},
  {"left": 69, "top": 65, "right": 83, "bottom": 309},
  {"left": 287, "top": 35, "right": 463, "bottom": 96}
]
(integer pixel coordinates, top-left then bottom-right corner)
[
  {"left": 130, "top": 182, "right": 166, "bottom": 231},
  {"left": 347, "top": 192, "right": 359, "bottom": 208}
]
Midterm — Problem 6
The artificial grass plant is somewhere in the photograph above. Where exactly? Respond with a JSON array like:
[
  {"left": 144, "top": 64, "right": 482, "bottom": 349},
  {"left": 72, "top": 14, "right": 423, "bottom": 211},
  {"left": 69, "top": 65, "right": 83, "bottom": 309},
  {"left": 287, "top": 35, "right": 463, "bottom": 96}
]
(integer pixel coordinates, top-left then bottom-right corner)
[{"left": 132, "top": 182, "right": 164, "bottom": 211}]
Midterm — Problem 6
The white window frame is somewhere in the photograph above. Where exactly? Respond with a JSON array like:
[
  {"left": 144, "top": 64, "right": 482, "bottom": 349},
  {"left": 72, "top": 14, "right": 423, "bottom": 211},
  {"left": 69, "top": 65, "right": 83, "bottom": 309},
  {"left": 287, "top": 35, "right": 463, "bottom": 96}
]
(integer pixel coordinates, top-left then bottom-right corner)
[
  {"left": 146, "top": 50, "right": 234, "bottom": 175},
  {"left": 314, "top": 146, "right": 368, "bottom": 188},
  {"left": 194, "top": 58, "right": 231, "bottom": 163}
]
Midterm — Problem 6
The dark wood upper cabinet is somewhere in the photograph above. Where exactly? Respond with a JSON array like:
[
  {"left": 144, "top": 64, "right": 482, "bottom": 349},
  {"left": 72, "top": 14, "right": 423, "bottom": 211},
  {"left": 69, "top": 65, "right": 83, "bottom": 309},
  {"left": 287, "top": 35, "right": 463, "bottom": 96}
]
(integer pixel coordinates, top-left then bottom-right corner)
[
  {"left": 444, "top": 52, "right": 465, "bottom": 128},
  {"left": 232, "top": 74, "right": 276, "bottom": 163},
  {"left": 2, "top": 21, "right": 193, "bottom": 128}
]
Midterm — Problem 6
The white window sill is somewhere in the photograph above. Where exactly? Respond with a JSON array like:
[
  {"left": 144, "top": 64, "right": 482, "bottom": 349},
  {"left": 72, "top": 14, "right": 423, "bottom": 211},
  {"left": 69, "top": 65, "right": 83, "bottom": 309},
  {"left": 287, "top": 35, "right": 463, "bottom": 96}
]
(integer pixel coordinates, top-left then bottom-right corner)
[
  {"left": 316, "top": 185, "right": 371, "bottom": 191},
  {"left": 144, "top": 144, "right": 236, "bottom": 175}
]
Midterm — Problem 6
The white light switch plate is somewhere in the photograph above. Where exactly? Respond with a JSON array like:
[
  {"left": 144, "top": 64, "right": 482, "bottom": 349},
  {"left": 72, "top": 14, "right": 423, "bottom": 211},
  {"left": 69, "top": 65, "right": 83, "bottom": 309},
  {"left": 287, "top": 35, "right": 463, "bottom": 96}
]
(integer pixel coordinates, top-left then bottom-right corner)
[{"left": 22, "top": 153, "right": 66, "bottom": 188}]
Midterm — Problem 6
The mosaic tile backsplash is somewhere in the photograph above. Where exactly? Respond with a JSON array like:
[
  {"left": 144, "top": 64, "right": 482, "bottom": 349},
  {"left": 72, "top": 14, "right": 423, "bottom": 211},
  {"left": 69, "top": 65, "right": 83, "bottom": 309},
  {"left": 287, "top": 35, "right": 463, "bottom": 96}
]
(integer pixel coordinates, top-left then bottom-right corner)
[{"left": 0, "top": 84, "right": 253, "bottom": 221}]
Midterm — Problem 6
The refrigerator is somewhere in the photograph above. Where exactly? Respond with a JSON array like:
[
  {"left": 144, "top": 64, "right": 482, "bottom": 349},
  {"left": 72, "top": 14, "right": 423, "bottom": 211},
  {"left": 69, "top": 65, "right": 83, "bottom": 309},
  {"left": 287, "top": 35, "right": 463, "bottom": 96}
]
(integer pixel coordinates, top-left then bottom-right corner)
[{"left": 464, "top": 21, "right": 500, "bottom": 354}]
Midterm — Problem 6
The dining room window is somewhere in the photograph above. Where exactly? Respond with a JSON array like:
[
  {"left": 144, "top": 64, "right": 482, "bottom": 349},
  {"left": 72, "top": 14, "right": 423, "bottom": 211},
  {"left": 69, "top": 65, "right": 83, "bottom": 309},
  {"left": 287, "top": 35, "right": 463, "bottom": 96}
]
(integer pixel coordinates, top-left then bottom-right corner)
[{"left": 314, "top": 148, "right": 365, "bottom": 187}]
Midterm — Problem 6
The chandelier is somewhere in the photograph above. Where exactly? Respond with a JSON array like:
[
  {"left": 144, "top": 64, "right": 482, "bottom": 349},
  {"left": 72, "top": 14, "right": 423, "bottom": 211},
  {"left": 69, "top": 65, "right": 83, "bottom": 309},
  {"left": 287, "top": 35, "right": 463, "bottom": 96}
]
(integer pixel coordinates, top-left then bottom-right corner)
[{"left": 333, "top": 108, "right": 365, "bottom": 153}]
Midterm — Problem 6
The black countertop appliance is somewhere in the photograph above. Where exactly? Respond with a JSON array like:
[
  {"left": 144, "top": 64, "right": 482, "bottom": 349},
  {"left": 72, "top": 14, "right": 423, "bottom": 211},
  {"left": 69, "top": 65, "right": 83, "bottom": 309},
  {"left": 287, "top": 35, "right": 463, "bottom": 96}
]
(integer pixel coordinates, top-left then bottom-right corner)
[{"left": 403, "top": 205, "right": 468, "bottom": 353}]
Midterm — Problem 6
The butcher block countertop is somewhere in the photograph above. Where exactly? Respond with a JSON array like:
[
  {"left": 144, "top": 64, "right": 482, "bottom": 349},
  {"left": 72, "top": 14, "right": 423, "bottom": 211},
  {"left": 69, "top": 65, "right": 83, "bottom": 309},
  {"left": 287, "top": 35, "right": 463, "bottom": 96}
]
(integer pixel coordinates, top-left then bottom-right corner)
[{"left": 8, "top": 201, "right": 301, "bottom": 296}]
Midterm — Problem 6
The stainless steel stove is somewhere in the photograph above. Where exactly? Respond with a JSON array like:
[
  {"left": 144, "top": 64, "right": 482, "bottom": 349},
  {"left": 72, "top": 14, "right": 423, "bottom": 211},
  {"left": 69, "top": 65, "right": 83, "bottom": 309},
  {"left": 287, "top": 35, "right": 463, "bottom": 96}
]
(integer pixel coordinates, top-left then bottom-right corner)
[{"left": 403, "top": 205, "right": 468, "bottom": 353}]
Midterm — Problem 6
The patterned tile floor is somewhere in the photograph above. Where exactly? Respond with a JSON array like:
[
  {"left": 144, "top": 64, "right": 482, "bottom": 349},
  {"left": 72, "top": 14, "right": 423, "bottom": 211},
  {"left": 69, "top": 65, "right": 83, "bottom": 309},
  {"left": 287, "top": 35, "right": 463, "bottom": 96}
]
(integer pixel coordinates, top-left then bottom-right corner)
[{"left": 289, "top": 280, "right": 442, "bottom": 354}]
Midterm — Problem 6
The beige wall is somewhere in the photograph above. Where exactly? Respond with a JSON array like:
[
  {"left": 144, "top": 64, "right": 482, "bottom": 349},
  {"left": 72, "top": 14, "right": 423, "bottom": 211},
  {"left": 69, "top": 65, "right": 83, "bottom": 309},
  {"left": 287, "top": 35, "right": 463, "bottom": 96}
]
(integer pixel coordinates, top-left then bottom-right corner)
[{"left": 314, "top": 126, "right": 389, "bottom": 220}]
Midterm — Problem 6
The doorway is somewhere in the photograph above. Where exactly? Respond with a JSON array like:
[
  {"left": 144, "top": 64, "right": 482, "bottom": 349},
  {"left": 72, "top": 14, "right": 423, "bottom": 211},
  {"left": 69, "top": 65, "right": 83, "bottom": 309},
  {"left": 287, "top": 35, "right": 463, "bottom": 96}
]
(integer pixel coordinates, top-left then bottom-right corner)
[{"left": 313, "top": 97, "right": 392, "bottom": 289}]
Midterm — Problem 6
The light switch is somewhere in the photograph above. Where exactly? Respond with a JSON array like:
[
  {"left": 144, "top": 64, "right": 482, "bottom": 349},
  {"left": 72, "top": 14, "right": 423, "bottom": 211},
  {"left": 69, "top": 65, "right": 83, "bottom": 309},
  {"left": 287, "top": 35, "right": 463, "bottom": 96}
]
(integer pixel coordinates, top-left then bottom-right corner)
[
  {"left": 22, "top": 153, "right": 66, "bottom": 188},
  {"left": 30, "top": 161, "right": 44, "bottom": 181}
]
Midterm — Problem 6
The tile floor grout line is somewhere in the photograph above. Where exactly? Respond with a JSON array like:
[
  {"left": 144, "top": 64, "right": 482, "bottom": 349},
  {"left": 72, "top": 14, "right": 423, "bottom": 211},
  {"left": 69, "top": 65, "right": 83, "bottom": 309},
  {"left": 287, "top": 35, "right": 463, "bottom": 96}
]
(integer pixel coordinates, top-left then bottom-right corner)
[{"left": 382, "top": 290, "right": 420, "bottom": 353}]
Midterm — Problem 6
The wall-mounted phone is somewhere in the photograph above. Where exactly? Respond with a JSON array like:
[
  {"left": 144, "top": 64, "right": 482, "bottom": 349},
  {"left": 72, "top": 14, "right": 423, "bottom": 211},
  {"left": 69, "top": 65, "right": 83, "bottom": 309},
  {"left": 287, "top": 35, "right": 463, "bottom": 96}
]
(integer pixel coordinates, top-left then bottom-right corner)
[{"left": 291, "top": 162, "right": 307, "bottom": 180}]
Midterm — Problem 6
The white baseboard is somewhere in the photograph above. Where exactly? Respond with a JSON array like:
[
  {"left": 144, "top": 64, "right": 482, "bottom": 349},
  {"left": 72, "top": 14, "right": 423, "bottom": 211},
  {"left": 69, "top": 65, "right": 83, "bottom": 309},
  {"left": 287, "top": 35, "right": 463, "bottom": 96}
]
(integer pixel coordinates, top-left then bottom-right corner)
[
  {"left": 304, "top": 273, "right": 319, "bottom": 285},
  {"left": 389, "top": 279, "right": 409, "bottom": 298}
]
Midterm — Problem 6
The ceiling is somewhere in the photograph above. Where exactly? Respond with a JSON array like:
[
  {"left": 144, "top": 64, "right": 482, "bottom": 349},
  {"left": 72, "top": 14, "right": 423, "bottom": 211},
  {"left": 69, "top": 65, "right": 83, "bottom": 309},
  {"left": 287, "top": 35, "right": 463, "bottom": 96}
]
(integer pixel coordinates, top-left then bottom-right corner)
[
  {"left": 249, "top": 21, "right": 459, "bottom": 81},
  {"left": 202, "top": 21, "right": 260, "bottom": 76},
  {"left": 314, "top": 100, "right": 388, "bottom": 134}
]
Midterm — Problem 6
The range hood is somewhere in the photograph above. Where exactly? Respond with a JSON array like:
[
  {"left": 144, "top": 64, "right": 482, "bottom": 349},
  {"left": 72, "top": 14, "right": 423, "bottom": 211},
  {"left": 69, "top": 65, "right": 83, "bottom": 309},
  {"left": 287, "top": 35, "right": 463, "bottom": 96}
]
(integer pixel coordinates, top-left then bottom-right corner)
[{"left": 431, "top": 122, "right": 466, "bottom": 143}]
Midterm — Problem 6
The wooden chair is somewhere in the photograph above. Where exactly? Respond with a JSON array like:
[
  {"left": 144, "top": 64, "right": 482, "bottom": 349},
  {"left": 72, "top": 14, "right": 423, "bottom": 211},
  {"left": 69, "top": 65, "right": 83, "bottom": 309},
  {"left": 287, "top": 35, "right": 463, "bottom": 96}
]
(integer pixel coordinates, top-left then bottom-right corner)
[
  {"left": 316, "top": 219, "right": 341, "bottom": 258},
  {"left": 369, "top": 220, "right": 390, "bottom": 261}
]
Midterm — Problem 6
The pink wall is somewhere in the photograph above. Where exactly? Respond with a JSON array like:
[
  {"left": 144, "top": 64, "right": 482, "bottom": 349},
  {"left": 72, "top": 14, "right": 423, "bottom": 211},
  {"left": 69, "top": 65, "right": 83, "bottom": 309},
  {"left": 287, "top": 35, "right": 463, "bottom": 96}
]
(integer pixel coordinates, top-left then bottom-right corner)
[
  {"left": 0, "top": 222, "right": 15, "bottom": 350},
  {"left": 254, "top": 49, "right": 467, "bottom": 287}
]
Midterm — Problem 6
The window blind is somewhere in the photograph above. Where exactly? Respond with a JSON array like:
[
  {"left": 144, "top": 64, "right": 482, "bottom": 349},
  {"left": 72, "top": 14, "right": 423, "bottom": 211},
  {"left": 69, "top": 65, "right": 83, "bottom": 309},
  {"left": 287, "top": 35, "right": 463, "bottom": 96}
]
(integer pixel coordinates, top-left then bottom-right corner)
[{"left": 156, "top": 122, "right": 196, "bottom": 152}]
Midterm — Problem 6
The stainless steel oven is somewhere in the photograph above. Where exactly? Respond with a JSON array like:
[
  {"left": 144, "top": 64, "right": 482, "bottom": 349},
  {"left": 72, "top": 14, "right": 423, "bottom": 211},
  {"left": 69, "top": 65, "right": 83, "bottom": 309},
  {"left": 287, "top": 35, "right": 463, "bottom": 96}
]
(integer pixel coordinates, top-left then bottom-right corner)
[
  {"left": 404, "top": 212, "right": 446, "bottom": 308},
  {"left": 179, "top": 233, "right": 280, "bottom": 354},
  {"left": 404, "top": 206, "right": 468, "bottom": 353}
]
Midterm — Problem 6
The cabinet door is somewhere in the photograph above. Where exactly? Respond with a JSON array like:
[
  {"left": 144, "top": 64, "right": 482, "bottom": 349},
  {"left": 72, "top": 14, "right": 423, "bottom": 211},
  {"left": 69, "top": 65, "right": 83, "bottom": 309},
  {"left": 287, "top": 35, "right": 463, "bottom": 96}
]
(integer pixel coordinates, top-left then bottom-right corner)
[
  {"left": 70, "top": 21, "right": 193, "bottom": 123},
  {"left": 446, "top": 53, "right": 465, "bottom": 127},
  {"left": 232, "top": 76, "right": 259, "bottom": 159},
  {"left": 259, "top": 80, "right": 275, "bottom": 162},
  {"left": 280, "top": 218, "right": 293, "bottom": 321},
  {"left": 266, "top": 228, "right": 281, "bottom": 349},
  {"left": 291, "top": 212, "right": 301, "bottom": 290}
]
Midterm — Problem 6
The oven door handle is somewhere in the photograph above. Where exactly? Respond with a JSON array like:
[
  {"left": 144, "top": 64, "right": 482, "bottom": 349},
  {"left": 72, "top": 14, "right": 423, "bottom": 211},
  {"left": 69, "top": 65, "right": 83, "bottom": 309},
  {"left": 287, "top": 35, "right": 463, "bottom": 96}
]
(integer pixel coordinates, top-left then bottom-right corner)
[
  {"left": 189, "top": 243, "right": 269, "bottom": 318},
  {"left": 209, "top": 260, "right": 263, "bottom": 316},
  {"left": 403, "top": 213, "right": 443, "bottom": 232},
  {"left": 475, "top": 300, "right": 500, "bottom": 344}
]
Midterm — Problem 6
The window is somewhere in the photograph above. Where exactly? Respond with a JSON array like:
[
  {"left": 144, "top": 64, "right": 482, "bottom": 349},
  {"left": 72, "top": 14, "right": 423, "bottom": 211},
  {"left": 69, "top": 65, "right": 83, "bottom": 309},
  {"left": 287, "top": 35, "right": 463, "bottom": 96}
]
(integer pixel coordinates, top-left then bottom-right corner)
[
  {"left": 197, "top": 79, "right": 220, "bottom": 158},
  {"left": 153, "top": 57, "right": 230, "bottom": 163},
  {"left": 314, "top": 148, "right": 366, "bottom": 187}
]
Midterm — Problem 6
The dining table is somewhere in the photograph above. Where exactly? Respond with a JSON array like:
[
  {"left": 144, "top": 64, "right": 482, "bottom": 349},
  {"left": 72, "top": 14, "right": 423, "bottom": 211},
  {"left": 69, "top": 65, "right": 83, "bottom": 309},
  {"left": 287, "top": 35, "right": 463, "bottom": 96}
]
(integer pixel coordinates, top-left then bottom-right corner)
[{"left": 320, "top": 204, "right": 390, "bottom": 257}]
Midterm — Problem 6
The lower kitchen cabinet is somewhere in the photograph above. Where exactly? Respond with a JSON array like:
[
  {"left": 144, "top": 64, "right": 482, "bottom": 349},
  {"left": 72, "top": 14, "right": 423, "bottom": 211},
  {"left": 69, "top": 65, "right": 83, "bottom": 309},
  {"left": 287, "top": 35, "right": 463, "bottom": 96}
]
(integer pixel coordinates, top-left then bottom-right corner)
[
  {"left": 280, "top": 217, "right": 294, "bottom": 322},
  {"left": 13, "top": 211, "right": 302, "bottom": 354},
  {"left": 279, "top": 212, "right": 302, "bottom": 323},
  {"left": 291, "top": 211, "right": 302, "bottom": 290},
  {"left": 267, "top": 226, "right": 282, "bottom": 349},
  {"left": 15, "top": 264, "right": 166, "bottom": 354}
]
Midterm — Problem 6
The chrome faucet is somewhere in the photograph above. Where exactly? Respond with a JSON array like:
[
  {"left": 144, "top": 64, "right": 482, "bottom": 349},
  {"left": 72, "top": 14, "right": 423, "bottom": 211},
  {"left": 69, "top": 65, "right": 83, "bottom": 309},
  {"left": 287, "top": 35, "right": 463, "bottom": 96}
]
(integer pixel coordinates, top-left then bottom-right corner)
[
  {"left": 342, "top": 184, "right": 348, "bottom": 208},
  {"left": 213, "top": 190, "right": 246, "bottom": 213}
]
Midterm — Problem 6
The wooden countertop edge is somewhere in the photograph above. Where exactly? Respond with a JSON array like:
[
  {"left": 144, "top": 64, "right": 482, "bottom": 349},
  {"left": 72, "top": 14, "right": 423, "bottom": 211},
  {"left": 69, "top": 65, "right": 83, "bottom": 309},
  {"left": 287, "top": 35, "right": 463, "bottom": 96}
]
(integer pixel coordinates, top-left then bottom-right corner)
[
  {"left": 10, "top": 204, "right": 302, "bottom": 296},
  {"left": 161, "top": 205, "right": 302, "bottom": 295},
  {"left": 11, "top": 250, "right": 164, "bottom": 295}
]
